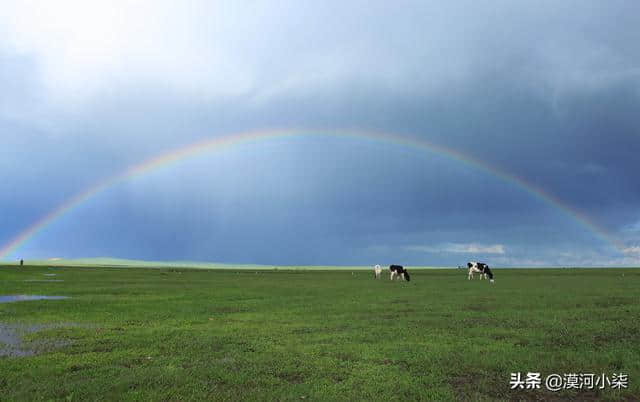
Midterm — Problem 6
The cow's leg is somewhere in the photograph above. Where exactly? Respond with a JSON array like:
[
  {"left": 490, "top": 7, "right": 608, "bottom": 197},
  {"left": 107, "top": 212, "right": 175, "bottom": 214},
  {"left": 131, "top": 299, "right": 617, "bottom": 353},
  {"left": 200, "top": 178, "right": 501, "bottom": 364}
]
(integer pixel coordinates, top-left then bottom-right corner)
[
  {"left": 400, "top": 273, "right": 405, "bottom": 281},
  {"left": 468, "top": 269, "right": 473, "bottom": 280}
]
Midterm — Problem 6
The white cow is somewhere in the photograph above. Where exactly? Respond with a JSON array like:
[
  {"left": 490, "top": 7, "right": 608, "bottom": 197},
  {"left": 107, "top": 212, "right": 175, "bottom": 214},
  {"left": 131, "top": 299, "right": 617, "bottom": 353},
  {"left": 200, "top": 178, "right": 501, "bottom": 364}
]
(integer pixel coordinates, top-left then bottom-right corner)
[
  {"left": 373, "top": 264, "right": 382, "bottom": 278},
  {"left": 467, "top": 261, "right": 494, "bottom": 283}
]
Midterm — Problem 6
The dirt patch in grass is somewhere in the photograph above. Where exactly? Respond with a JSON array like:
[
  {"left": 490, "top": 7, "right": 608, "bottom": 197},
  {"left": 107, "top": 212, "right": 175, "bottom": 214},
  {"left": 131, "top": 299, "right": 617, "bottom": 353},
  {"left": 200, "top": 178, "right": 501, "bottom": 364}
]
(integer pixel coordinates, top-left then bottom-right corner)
[
  {"left": 379, "top": 358, "right": 409, "bottom": 369},
  {"left": 276, "top": 371, "right": 305, "bottom": 384},
  {"left": 290, "top": 327, "right": 314, "bottom": 335},
  {"left": 592, "top": 325, "right": 639, "bottom": 346},
  {"left": 448, "top": 374, "right": 477, "bottom": 400},
  {"left": 490, "top": 333, "right": 508, "bottom": 340},
  {"left": 460, "top": 316, "right": 498, "bottom": 325}
]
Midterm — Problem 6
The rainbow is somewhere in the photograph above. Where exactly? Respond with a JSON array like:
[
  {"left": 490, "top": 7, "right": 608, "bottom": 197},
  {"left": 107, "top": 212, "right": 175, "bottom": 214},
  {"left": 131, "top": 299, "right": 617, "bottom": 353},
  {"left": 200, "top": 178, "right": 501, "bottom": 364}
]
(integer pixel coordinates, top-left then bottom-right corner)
[{"left": 0, "top": 128, "right": 623, "bottom": 259}]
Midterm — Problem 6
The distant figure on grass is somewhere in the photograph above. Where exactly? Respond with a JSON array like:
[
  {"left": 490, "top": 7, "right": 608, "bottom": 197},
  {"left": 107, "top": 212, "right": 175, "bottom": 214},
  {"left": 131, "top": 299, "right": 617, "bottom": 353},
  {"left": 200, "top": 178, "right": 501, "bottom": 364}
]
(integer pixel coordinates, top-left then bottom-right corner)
[
  {"left": 467, "top": 261, "right": 494, "bottom": 283},
  {"left": 20, "top": 259, "right": 23, "bottom": 267},
  {"left": 389, "top": 265, "right": 410, "bottom": 281},
  {"left": 373, "top": 264, "right": 383, "bottom": 278}
]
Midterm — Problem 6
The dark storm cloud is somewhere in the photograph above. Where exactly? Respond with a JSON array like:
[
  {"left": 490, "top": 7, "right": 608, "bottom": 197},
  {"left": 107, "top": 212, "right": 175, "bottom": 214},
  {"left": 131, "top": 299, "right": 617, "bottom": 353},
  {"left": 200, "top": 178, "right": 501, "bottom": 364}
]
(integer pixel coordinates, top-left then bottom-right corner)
[{"left": 1, "top": 1, "right": 639, "bottom": 264}]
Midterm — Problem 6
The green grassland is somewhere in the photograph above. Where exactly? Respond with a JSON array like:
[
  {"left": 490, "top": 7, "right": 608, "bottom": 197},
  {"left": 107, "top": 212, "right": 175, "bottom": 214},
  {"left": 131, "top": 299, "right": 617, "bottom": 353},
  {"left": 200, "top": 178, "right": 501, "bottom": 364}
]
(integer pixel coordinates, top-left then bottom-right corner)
[{"left": 0, "top": 265, "right": 638, "bottom": 400}]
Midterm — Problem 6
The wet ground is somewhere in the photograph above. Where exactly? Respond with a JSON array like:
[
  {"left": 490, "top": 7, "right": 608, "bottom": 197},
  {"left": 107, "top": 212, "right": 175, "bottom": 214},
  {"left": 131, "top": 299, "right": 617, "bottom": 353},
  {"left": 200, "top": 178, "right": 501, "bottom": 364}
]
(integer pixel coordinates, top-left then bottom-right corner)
[
  {"left": 0, "top": 271, "right": 74, "bottom": 357},
  {"left": 20, "top": 272, "right": 63, "bottom": 282},
  {"left": 0, "top": 323, "right": 26, "bottom": 356},
  {"left": 0, "top": 322, "right": 77, "bottom": 357},
  {"left": 0, "top": 295, "right": 69, "bottom": 303}
]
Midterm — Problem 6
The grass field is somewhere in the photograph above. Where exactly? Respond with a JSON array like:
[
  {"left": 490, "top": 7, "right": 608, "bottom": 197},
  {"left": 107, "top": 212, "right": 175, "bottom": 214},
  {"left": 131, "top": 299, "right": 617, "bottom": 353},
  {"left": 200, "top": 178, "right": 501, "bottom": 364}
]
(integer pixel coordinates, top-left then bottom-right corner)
[{"left": 0, "top": 265, "right": 638, "bottom": 400}]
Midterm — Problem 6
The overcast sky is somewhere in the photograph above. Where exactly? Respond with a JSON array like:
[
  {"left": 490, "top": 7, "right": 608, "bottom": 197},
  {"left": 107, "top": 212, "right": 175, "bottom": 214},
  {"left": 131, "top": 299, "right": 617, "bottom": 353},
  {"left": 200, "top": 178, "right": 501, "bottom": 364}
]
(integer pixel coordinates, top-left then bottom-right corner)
[{"left": 1, "top": 1, "right": 639, "bottom": 266}]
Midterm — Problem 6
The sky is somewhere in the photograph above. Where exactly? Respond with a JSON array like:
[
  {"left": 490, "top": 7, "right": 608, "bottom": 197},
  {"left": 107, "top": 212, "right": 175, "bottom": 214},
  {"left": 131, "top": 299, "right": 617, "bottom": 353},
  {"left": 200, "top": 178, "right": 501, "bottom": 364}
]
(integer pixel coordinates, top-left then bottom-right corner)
[{"left": 1, "top": 0, "right": 639, "bottom": 266}]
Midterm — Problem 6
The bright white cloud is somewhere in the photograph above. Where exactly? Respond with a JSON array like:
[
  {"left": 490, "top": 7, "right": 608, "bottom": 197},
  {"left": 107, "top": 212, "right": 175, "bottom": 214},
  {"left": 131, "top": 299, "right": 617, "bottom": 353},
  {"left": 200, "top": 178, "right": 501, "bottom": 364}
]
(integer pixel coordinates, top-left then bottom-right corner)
[
  {"left": 1, "top": 1, "right": 260, "bottom": 101},
  {"left": 622, "top": 246, "right": 640, "bottom": 255},
  {"left": 2, "top": 0, "right": 634, "bottom": 107}
]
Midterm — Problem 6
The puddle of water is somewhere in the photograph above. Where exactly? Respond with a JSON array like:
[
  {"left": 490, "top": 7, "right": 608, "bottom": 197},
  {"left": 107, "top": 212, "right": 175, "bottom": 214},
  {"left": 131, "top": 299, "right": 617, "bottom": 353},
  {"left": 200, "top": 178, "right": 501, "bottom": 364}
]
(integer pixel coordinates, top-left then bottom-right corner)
[
  {"left": 0, "top": 324, "right": 22, "bottom": 347},
  {"left": 0, "top": 295, "right": 69, "bottom": 303},
  {"left": 0, "top": 324, "right": 30, "bottom": 357},
  {"left": 0, "top": 322, "right": 88, "bottom": 357},
  {"left": 43, "top": 273, "right": 57, "bottom": 276}
]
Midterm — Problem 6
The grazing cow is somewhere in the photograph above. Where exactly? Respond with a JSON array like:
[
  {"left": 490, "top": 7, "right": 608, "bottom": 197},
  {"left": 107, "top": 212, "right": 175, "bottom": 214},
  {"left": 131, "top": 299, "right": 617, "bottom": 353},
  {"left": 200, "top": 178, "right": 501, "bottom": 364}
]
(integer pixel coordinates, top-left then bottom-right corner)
[
  {"left": 389, "top": 265, "right": 411, "bottom": 282},
  {"left": 467, "top": 262, "right": 494, "bottom": 283},
  {"left": 373, "top": 264, "right": 383, "bottom": 278}
]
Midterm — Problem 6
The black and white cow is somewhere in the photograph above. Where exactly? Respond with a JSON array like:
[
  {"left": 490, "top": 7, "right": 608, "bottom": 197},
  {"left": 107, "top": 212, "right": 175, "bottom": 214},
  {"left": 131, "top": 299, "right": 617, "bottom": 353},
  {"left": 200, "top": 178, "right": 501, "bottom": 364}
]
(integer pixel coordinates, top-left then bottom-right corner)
[
  {"left": 373, "top": 264, "right": 383, "bottom": 278},
  {"left": 467, "top": 261, "right": 494, "bottom": 283},
  {"left": 389, "top": 265, "right": 410, "bottom": 281}
]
